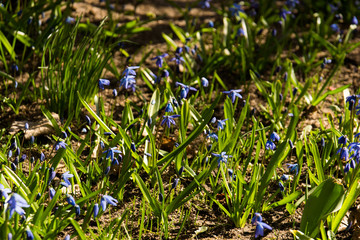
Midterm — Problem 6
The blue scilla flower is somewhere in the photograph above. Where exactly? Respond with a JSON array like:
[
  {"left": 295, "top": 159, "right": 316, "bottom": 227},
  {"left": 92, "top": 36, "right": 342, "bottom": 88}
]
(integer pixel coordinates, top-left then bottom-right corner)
[
  {"left": 162, "top": 69, "right": 169, "bottom": 78},
  {"left": 40, "top": 152, "right": 46, "bottom": 162},
  {"left": 49, "top": 188, "right": 56, "bottom": 200},
  {"left": 251, "top": 213, "right": 272, "bottom": 238},
  {"left": 64, "top": 235, "right": 70, "bottom": 240},
  {"left": 337, "top": 147, "right": 349, "bottom": 161},
  {"left": 151, "top": 53, "right": 168, "bottom": 68},
  {"left": 75, "top": 205, "right": 80, "bottom": 216},
  {"left": 330, "top": 23, "right": 340, "bottom": 33},
  {"left": 280, "top": 174, "right": 289, "bottom": 181},
  {"left": 61, "top": 171, "right": 74, "bottom": 188},
  {"left": 65, "top": 16, "right": 75, "bottom": 24},
  {"left": 199, "top": 0, "right": 211, "bottom": 8},
  {"left": 66, "top": 194, "right": 76, "bottom": 206},
  {"left": 236, "top": 28, "right": 245, "bottom": 37},
  {"left": 0, "top": 184, "right": 11, "bottom": 199},
  {"left": 103, "top": 147, "right": 122, "bottom": 162},
  {"left": 208, "top": 21, "right": 214, "bottom": 28},
  {"left": 270, "top": 132, "right": 280, "bottom": 142},
  {"left": 161, "top": 115, "right": 180, "bottom": 128},
  {"left": 207, "top": 132, "right": 218, "bottom": 142},
  {"left": 8, "top": 233, "right": 12, "bottom": 240},
  {"left": 93, "top": 203, "right": 99, "bottom": 218},
  {"left": 344, "top": 163, "right": 350, "bottom": 173},
  {"left": 229, "top": 3, "right": 244, "bottom": 16},
  {"left": 279, "top": 182, "right": 285, "bottom": 192},
  {"left": 286, "top": 0, "right": 299, "bottom": 9},
  {"left": 346, "top": 95, "right": 360, "bottom": 111},
  {"left": 54, "top": 141, "right": 67, "bottom": 151},
  {"left": 265, "top": 140, "right": 276, "bottom": 150},
  {"left": 171, "top": 54, "right": 185, "bottom": 66},
  {"left": 26, "top": 229, "right": 34, "bottom": 240},
  {"left": 352, "top": 16, "right": 358, "bottom": 25},
  {"left": 100, "top": 195, "right": 118, "bottom": 211},
  {"left": 212, "top": 152, "right": 232, "bottom": 166},
  {"left": 122, "top": 66, "right": 139, "bottom": 76},
  {"left": 279, "top": 9, "right": 291, "bottom": 21},
  {"left": 172, "top": 178, "right": 180, "bottom": 189},
  {"left": 165, "top": 102, "right": 174, "bottom": 113},
  {"left": 201, "top": 77, "right": 209, "bottom": 87},
  {"left": 85, "top": 115, "right": 91, "bottom": 126},
  {"left": 98, "top": 79, "right": 110, "bottom": 90},
  {"left": 287, "top": 163, "right": 299, "bottom": 175},
  {"left": 338, "top": 135, "right": 348, "bottom": 145},
  {"left": 6, "top": 193, "right": 30, "bottom": 219},
  {"left": 120, "top": 75, "right": 136, "bottom": 90},
  {"left": 222, "top": 89, "right": 242, "bottom": 103},
  {"left": 217, "top": 119, "right": 228, "bottom": 130},
  {"left": 48, "top": 167, "right": 56, "bottom": 185}
]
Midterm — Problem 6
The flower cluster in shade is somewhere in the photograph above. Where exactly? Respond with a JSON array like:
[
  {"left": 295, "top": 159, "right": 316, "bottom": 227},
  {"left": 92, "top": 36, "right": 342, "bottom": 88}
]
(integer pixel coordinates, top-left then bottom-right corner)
[
  {"left": 345, "top": 95, "right": 360, "bottom": 113},
  {"left": 251, "top": 213, "right": 272, "bottom": 238}
]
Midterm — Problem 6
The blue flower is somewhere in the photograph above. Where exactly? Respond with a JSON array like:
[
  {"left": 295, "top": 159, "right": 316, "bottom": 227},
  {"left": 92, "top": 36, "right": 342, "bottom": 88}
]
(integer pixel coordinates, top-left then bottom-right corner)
[
  {"left": 279, "top": 9, "right": 291, "bottom": 20},
  {"left": 93, "top": 203, "right": 99, "bottom": 218},
  {"left": 54, "top": 141, "right": 67, "bottom": 151},
  {"left": 265, "top": 140, "right": 276, "bottom": 150},
  {"left": 270, "top": 132, "right": 280, "bottom": 142},
  {"left": 66, "top": 194, "right": 76, "bottom": 206},
  {"left": 330, "top": 23, "right": 340, "bottom": 33},
  {"left": 172, "top": 178, "right": 180, "bottom": 189},
  {"left": 201, "top": 77, "right": 209, "bottom": 87},
  {"left": 175, "top": 82, "right": 198, "bottom": 99},
  {"left": 287, "top": 163, "right": 299, "bottom": 175},
  {"left": 229, "top": 3, "right": 244, "bottom": 16},
  {"left": 0, "top": 184, "right": 11, "bottom": 199},
  {"left": 251, "top": 213, "right": 272, "bottom": 238},
  {"left": 207, "top": 132, "right": 218, "bottom": 142},
  {"left": 122, "top": 66, "right": 139, "bottom": 76},
  {"left": 40, "top": 152, "right": 46, "bottom": 162},
  {"left": 165, "top": 102, "right": 174, "bottom": 113},
  {"left": 337, "top": 147, "right": 349, "bottom": 161},
  {"left": 279, "top": 182, "right": 285, "bottom": 191},
  {"left": 199, "top": 0, "right": 211, "bottom": 8},
  {"left": 223, "top": 89, "right": 242, "bottom": 103},
  {"left": 103, "top": 147, "right": 122, "bottom": 162},
  {"left": 338, "top": 135, "right": 348, "bottom": 145},
  {"left": 49, "top": 188, "right": 56, "bottom": 200},
  {"left": 280, "top": 174, "right": 289, "bottom": 181},
  {"left": 85, "top": 115, "right": 91, "bottom": 126},
  {"left": 61, "top": 171, "right": 74, "bottom": 187},
  {"left": 151, "top": 53, "right": 168, "bottom": 68},
  {"left": 161, "top": 115, "right": 180, "bottom": 128},
  {"left": 48, "top": 167, "right": 56, "bottom": 185},
  {"left": 217, "top": 119, "right": 228, "bottom": 130},
  {"left": 100, "top": 195, "right": 118, "bottom": 211},
  {"left": 6, "top": 193, "right": 30, "bottom": 219},
  {"left": 171, "top": 54, "right": 185, "bottom": 65},
  {"left": 98, "top": 79, "right": 110, "bottom": 90},
  {"left": 120, "top": 75, "right": 136, "bottom": 91},
  {"left": 65, "top": 16, "right": 75, "bottom": 24},
  {"left": 26, "top": 229, "right": 34, "bottom": 240},
  {"left": 64, "top": 235, "right": 70, "bottom": 240},
  {"left": 75, "top": 204, "right": 80, "bottom": 216},
  {"left": 212, "top": 152, "right": 232, "bottom": 166},
  {"left": 352, "top": 16, "right": 358, "bottom": 25}
]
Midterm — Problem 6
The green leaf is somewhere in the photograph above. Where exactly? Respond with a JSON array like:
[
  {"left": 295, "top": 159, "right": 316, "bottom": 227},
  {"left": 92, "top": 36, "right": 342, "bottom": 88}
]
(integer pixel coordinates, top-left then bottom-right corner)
[
  {"left": 331, "top": 179, "right": 360, "bottom": 233},
  {"left": 300, "top": 178, "right": 344, "bottom": 237}
]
